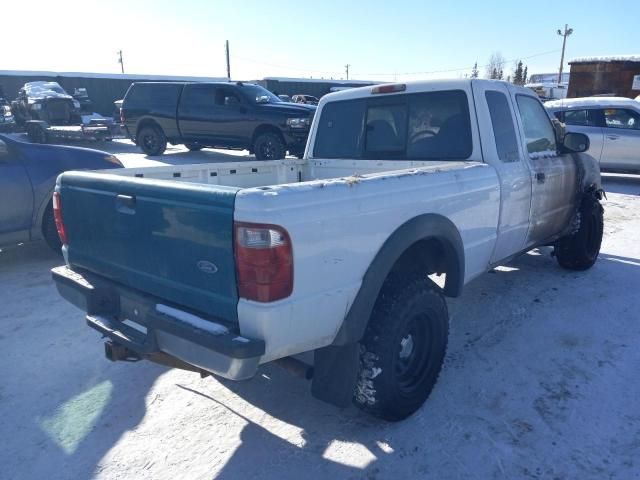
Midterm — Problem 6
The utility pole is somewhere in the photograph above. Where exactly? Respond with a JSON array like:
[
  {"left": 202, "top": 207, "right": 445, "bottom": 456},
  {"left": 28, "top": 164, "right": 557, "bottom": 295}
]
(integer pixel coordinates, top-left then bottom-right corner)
[
  {"left": 557, "top": 24, "right": 573, "bottom": 84},
  {"left": 345, "top": 64, "right": 350, "bottom": 80},
  {"left": 117, "top": 49, "right": 125, "bottom": 74},
  {"left": 225, "top": 40, "right": 231, "bottom": 81}
]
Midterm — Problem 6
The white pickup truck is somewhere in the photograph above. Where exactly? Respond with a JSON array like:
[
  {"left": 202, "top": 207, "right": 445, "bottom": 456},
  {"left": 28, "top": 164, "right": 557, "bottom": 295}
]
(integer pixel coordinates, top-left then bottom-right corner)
[{"left": 52, "top": 79, "right": 603, "bottom": 421}]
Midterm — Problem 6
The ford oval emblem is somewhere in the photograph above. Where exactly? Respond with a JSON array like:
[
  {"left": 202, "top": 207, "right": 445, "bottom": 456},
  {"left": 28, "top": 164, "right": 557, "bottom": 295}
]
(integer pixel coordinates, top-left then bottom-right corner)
[{"left": 197, "top": 260, "right": 219, "bottom": 274}]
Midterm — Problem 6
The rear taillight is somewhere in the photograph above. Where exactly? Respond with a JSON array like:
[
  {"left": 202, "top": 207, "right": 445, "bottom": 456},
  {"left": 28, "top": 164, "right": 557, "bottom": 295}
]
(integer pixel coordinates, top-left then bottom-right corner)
[
  {"left": 52, "top": 192, "right": 68, "bottom": 245},
  {"left": 119, "top": 108, "right": 125, "bottom": 124},
  {"left": 234, "top": 222, "right": 293, "bottom": 302}
]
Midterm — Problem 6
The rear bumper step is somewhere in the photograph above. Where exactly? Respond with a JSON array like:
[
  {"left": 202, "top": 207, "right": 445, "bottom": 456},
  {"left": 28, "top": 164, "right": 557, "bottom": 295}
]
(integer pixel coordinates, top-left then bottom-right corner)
[{"left": 52, "top": 265, "right": 264, "bottom": 380}]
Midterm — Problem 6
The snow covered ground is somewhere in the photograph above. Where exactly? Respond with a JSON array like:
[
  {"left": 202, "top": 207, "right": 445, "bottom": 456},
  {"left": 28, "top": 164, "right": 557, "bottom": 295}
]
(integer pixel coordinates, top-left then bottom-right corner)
[{"left": 1, "top": 142, "right": 639, "bottom": 479}]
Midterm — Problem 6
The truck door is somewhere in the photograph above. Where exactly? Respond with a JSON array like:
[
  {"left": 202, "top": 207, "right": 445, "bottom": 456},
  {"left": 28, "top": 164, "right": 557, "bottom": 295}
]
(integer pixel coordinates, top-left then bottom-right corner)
[
  {"left": 599, "top": 107, "right": 640, "bottom": 171},
  {"left": 0, "top": 140, "right": 34, "bottom": 244},
  {"left": 513, "top": 92, "right": 577, "bottom": 246},
  {"left": 471, "top": 81, "right": 532, "bottom": 262},
  {"left": 208, "top": 86, "right": 250, "bottom": 148},
  {"left": 177, "top": 84, "right": 221, "bottom": 143}
]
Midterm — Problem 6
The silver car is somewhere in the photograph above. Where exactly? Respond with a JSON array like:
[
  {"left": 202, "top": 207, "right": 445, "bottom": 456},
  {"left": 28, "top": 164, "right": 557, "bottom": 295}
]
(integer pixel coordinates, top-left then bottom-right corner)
[{"left": 546, "top": 97, "right": 640, "bottom": 173}]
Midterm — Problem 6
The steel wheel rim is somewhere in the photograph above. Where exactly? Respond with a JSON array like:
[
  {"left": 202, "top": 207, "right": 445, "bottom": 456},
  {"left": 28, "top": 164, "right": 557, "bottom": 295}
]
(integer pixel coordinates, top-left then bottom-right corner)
[
  {"left": 143, "top": 133, "right": 158, "bottom": 152},
  {"left": 261, "top": 140, "right": 276, "bottom": 159},
  {"left": 394, "top": 313, "right": 434, "bottom": 395}
]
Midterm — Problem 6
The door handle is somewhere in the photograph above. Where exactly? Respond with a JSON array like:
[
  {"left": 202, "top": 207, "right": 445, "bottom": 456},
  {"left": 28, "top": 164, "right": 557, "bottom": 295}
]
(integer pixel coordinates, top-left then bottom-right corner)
[
  {"left": 116, "top": 194, "right": 136, "bottom": 213},
  {"left": 607, "top": 134, "right": 620, "bottom": 140},
  {"left": 535, "top": 172, "right": 546, "bottom": 183}
]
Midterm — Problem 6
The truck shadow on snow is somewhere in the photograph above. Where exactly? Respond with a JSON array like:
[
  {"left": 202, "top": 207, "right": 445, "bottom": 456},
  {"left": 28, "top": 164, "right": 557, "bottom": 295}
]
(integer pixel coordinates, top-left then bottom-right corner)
[{"left": 0, "top": 242, "right": 166, "bottom": 480}]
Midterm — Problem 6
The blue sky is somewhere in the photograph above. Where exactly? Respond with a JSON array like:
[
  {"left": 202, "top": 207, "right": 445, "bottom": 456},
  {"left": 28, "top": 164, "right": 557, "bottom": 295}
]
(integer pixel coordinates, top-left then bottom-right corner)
[{"left": 4, "top": 0, "right": 639, "bottom": 81}]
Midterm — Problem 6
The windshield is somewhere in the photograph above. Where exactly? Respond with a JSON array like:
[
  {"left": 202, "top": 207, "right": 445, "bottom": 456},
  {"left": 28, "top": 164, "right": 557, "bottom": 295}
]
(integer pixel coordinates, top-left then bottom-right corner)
[
  {"left": 239, "top": 84, "right": 281, "bottom": 104},
  {"left": 25, "top": 82, "right": 68, "bottom": 97}
]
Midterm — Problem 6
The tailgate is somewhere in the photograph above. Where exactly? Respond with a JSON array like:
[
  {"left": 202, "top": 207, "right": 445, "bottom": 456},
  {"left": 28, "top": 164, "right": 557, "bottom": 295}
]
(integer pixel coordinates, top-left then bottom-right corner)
[{"left": 58, "top": 171, "right": 240, "bottom": 323}]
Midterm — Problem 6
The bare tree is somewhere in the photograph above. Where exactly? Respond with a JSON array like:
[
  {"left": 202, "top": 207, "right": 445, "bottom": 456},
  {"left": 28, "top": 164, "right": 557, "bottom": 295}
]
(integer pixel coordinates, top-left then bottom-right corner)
[{"left": 486, "top": 52, "right": 506, "bottom": 80}]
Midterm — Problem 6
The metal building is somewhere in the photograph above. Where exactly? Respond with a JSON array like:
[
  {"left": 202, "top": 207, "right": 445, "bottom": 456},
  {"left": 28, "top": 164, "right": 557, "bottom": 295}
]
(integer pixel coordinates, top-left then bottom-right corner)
[{"left": 567, "top": 55, "right": 640, "bottom": 98}]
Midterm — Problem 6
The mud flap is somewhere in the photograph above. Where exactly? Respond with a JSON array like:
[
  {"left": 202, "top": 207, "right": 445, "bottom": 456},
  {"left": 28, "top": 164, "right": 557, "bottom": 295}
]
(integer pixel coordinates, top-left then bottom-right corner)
[{"left": 311, "top": 343, "right": 360, "bottom": 407}]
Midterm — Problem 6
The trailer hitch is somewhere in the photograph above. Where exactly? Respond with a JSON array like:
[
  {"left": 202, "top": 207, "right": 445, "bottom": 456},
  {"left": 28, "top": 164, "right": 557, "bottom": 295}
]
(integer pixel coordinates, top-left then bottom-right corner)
[{"left": 104, "top": 340, "right": 141, "bottom": 362}]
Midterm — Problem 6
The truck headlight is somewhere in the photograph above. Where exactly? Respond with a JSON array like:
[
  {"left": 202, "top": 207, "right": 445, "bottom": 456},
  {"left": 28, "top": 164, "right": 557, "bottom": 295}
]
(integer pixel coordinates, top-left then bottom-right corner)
[
  {"left": 31, "top": 103, "right": 42, "bottom": 111},
  {"left": 73, "top": 100, "right": 81, "bottom": 109},
  {"left": 286, "top": 117, "right": 310, "bottom": 128}
]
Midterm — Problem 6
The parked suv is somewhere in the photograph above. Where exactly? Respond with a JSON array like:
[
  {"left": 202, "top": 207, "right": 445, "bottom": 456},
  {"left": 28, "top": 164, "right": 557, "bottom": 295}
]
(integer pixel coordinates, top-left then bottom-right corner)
[
  {"left": 546, "top": 97, "right": 640, "bottom": 173},
  {"left": 121, "top": 82, "right": 316, "bottom": 159}
]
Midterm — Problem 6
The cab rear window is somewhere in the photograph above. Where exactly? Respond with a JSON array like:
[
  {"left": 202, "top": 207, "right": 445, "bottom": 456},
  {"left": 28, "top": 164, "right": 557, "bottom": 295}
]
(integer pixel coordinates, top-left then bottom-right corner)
[{"left": 313, "top": 90, "right": 472, "bottom": 160}]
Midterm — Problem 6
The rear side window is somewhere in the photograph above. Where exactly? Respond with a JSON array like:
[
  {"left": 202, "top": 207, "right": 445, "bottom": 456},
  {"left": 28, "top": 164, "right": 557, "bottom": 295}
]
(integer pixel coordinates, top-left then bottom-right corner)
[
  {"left": 314, "top": 90, "right": 472, "bottom": 160},
  {"left": 485, "top": 91, "right": 520, "bottom": 162},
  {"left": 125, "top": 83, "right": 181, "bottom": 109},
  {"left": 563, "top": 109, "right": 596, "bottom": 126},
  {"left": 313, "top": 99, "right": 366, "bottom": 158},
  {"left": 602, "top": 108, "right": 640, "bottom": 130},
  {"left": 516, "top": 95, "right": 557, "bottom": 156},
  {"left": 181, "top": 84, "right": 216, "bottom": 109}
]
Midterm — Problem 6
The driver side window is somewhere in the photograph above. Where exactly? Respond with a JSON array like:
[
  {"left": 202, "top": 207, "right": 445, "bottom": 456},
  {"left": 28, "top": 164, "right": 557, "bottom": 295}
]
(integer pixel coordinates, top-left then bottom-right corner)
[
  {"left": 215, "top": 88, "right": 241, "bottom": 107},
  {"left": 516, "top": 95, "right": 557, "bottom": 157}
]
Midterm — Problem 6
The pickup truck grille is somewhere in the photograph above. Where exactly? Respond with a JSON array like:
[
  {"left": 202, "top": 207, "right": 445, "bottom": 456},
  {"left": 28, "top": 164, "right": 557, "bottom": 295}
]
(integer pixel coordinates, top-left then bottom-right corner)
[{"left": 44, "top": 99, "right": 72, "bottom": 124}]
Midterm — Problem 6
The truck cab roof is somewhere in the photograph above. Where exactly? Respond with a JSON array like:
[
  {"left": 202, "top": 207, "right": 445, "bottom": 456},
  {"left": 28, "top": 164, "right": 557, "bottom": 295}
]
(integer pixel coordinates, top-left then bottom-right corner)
[{"left": 320, "top": 79, "right": 536, "bottom": 104}]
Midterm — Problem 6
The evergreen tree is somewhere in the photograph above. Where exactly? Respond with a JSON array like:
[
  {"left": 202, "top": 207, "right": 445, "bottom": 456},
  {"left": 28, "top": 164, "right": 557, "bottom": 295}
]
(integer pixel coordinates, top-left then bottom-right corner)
[
  {"left": 523, "top": 66, "right": 528, "bottom": 84},
  {"left": 513, "top": 60, "right": 524, "bottom": 84},
  {"left": 471, "top": 62, "right": 479, "bottom": 79}
]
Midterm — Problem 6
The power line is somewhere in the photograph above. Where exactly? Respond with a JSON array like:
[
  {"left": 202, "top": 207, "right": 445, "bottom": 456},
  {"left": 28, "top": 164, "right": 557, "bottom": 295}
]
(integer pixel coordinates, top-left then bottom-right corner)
[
  {"left": 358, "top": 49, "right": 562, "bottom": 76},
  {"left": 235, "top": 48, "right": 562, "bottom": 79}
]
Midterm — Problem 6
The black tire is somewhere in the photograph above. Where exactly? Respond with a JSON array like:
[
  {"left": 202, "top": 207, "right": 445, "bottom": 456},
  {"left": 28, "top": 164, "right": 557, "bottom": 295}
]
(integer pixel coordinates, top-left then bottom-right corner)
[
  {"left": 253, "top": 132, "right": 286, "bottom": 160},
  {"left": 137, "top": 125, "right": 167, "bottom": 156},
  {"left": 555, "top": 196, "right": 604, "bottom": 271},
  {"left": 42, "top": 203, "right": 62, "bottom": 253},
  {"left": 185, "top": 143, "right": 203, "bottom": 151},
  {"left": 354, "top": 274, "right": 449, "bottom": 421}
]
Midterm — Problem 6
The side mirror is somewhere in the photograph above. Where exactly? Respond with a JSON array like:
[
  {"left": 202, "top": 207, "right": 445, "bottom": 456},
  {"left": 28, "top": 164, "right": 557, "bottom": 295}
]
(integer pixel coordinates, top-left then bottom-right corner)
[{"left": 560, "top": 132, "right": 590, "bottom": 154}]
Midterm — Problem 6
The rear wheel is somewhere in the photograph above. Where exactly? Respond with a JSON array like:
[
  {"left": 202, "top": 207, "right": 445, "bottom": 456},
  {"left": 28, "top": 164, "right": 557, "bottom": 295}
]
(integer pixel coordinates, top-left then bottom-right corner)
[
  {"left": 354, "top": 274, "right": 449, "bottom": 421},
  {"left": 42, "top": 203, "right": 62, "bottom": 253},
  {"left": 138, "top": 125, "right": 167, "bottom": 156},
  {"left": 253, "top": 132, "right": 285, "bottom": 160},
  {"left": 184, "top": 143, "right": 203, "bottom": 151},
  {"left": 555, "top": 196, "right": 604, "bottom": 270}
]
